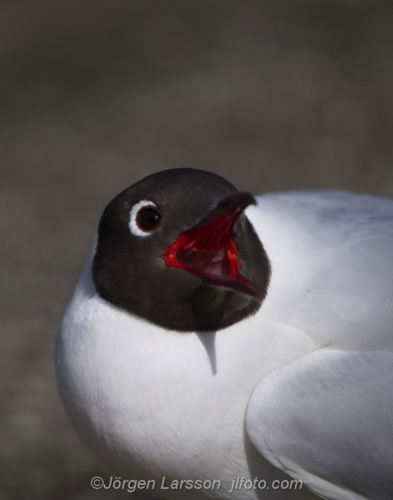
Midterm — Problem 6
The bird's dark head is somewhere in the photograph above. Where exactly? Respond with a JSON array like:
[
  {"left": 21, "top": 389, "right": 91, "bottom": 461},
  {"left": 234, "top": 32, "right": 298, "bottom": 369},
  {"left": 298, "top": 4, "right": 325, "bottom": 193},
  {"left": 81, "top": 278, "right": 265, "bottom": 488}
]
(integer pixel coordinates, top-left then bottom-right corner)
[{"left": 92, "top": 168, "right": 271, "bottom": 332}]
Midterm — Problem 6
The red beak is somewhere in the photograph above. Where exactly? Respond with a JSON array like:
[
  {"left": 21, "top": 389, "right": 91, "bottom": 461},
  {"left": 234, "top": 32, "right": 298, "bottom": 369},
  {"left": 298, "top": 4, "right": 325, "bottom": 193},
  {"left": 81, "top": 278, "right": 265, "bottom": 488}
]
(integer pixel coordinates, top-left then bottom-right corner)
[{"left": 163, "top": 192, "right": 261, "bottom": 299}]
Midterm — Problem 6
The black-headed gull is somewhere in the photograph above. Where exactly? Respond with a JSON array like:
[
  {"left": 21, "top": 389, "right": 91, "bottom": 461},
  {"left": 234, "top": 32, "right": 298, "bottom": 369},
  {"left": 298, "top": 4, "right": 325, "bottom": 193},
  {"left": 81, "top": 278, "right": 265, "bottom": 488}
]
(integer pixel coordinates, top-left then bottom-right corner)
[{"left": 56, "top": 169, "right": 393, "bottom": 499}]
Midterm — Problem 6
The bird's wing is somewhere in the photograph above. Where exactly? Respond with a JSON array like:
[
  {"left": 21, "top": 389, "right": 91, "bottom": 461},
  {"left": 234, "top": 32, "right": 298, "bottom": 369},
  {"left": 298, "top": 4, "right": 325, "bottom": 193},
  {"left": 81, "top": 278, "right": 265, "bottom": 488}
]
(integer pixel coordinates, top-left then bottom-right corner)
[
  {"left": 246, "top": 349, "right": 393, "bottom": 500},
  {"left": 245, "top": 191, "right": 393, "bottom": 500},
  {"left": 250, "top": 190, "right": 393, "bottom": 352}
]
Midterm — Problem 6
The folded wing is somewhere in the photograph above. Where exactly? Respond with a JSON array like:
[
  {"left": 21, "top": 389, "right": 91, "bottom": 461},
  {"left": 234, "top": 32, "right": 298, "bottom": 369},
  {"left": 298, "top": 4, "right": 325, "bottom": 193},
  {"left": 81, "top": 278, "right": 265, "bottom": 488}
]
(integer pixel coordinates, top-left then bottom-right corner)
[{"left": 247, "top": 349, "right": 393, "bottom": 500}]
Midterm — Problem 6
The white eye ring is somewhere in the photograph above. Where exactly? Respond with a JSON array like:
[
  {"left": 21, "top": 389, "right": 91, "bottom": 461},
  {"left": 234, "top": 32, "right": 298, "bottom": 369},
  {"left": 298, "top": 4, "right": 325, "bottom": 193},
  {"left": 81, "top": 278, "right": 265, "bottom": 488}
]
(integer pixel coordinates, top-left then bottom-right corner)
[{"left": 129, "top": 200, "right": 158, "bottom": 237}]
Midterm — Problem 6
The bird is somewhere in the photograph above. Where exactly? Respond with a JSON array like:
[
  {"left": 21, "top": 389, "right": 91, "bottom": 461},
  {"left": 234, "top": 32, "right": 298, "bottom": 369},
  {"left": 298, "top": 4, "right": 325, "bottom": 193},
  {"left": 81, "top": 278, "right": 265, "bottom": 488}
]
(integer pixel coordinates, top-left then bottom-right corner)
[{"left": 56, "top": 168, "right": 393, "bottom": 500}]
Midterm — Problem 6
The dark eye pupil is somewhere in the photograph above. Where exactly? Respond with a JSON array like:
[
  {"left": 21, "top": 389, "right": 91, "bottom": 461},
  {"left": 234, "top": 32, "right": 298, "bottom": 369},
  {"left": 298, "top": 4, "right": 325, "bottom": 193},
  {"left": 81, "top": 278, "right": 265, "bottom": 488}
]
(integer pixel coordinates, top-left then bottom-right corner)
[{"left": 137, "top": 208, "right": 161, "bottom": 230}]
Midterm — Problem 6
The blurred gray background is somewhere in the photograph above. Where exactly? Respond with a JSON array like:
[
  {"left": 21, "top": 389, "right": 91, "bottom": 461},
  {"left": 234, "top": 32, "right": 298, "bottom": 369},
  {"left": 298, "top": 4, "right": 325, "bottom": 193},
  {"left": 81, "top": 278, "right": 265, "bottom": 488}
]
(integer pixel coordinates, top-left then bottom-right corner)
[{"left": 1, "top": 0, "right": 393, "bottom": 499}]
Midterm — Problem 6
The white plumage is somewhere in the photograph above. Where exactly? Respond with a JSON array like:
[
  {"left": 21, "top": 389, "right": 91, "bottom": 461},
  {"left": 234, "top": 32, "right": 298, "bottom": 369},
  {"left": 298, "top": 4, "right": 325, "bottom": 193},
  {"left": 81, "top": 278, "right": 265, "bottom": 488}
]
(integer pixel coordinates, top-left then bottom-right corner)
[{"left": 56, "top": 190, "right": 393, "bottom": 500}]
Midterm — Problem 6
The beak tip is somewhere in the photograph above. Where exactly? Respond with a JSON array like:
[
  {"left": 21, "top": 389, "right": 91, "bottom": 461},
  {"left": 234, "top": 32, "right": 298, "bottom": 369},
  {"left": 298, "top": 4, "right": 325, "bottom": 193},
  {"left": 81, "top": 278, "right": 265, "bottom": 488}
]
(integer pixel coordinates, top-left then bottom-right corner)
[
  {"left": 240, "top": 192, "right": 257, "bottom": 208},
  {"left": 249, "top": 286, "right": 263, "bottom": 301}
]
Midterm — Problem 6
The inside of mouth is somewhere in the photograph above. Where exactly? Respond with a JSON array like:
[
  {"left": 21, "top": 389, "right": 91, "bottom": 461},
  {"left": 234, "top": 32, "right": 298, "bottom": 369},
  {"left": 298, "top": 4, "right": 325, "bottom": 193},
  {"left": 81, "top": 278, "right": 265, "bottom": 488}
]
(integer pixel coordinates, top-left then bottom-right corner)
[
  {"left": 163, "top": 192, "right": 261, "bottom": 298},
  {"left": 165, "top": 213, "right": 241, "bottom": 278}
]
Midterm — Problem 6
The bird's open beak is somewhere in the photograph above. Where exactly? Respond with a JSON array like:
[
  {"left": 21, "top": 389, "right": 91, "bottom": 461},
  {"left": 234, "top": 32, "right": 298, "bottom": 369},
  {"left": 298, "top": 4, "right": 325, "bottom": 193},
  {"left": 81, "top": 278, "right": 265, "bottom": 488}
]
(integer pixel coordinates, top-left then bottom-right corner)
[{"left": 164, "top": 192, "right": 261, "bottom": 299}]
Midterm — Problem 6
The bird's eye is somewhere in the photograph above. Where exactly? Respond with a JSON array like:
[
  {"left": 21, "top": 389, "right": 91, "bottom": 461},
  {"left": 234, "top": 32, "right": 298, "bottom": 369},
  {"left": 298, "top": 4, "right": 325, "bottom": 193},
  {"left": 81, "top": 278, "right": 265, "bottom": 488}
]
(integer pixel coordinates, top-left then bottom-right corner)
[
  {"left": 129, "top": 200, "right": 160, "bottom": 237},
  {"left": 137, "top": 207, "right": 161, "bottom": 231}
]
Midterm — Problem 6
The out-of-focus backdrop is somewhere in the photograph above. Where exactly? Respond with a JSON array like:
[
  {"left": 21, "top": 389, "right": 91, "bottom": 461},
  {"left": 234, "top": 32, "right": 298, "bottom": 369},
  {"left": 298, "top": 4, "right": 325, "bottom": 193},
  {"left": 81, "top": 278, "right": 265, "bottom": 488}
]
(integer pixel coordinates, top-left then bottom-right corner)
[{"left": 1, "top": 0, "right": 393, "bottom": 499}]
